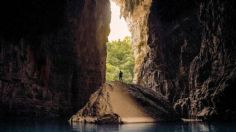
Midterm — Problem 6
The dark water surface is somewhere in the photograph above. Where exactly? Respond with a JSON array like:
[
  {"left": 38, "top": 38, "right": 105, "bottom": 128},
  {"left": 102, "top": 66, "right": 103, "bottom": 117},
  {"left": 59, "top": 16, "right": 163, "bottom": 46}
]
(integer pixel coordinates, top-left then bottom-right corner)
[{"left": 0, "top": 121, "right": 236, "bottom": 132}]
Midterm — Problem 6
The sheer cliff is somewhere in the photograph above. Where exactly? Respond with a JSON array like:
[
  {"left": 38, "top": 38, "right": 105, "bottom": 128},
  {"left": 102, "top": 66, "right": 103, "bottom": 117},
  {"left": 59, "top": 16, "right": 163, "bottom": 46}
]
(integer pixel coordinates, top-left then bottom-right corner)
[
  {"left": 117, "top": 0, "right": 236, "bottom": 120},
  {"left": 182, "top": 0, "right": 236, "bottom": 120},
  {"left": 0, "top": 0, "right": 110, "bottom": 119}
]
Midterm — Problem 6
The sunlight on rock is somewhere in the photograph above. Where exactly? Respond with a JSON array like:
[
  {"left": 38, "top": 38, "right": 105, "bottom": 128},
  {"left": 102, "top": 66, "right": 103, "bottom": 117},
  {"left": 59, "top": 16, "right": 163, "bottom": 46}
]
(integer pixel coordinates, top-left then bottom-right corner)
[{"left": 69, "top": 81, "right": 178, "bottom": 124}]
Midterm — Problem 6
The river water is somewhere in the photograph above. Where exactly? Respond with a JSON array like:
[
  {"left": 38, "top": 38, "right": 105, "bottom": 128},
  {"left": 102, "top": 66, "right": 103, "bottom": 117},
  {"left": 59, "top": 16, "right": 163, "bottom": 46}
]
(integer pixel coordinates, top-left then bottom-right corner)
[{"left": 0, "top": 121, "right": 236, "bottom": 132}]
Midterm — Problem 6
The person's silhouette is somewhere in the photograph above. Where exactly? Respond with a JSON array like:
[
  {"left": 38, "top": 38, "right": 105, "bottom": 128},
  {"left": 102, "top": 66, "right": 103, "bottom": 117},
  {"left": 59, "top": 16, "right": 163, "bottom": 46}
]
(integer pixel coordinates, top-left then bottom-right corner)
[{"left": 119, "top": 71, "right": 123, "bottom": 81}]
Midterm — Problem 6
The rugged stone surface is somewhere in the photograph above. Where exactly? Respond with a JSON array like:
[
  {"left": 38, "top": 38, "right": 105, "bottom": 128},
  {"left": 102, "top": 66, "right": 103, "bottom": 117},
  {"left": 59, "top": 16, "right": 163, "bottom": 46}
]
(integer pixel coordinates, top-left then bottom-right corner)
[
  {"left": 141, "top": 0, "right": 202, "bottom": 102},
  {"left": 70, "top": 82, "right": 179, "bottom": 123},
  {"left": 0, "top": 0, "right": 110, "bottom": 119},
  {"left": 181, "top": 0, "right": 236, "bottom": 120},
  {"left": 119, "top": 0, "right": 236, "bottom": 120}
]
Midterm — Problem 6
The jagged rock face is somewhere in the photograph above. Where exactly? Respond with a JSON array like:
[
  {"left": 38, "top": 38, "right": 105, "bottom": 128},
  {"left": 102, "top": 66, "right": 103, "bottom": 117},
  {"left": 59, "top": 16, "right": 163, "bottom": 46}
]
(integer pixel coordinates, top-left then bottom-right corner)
[
  {"left": 123, "top": 0, "right": 236, "bottom": 120},
  {"left": 119, "top": 0, "right": 236, "bottom": 121},
  {"left": 0, "top": 0, "right": 110, "bottom": 119},
  {"left": 184, "top": 0, "right": 236, "bottom": 120},
  {"left": 141, "top": 0, "right": 202, "bottom": 102},
  {"left": 116, "top": 0, "right": 200, "bottom": 113}
]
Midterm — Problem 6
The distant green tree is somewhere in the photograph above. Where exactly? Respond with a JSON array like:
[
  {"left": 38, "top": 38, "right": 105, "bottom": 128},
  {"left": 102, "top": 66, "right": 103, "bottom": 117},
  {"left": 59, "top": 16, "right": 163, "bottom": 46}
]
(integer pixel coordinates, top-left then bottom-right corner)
[{"left": 106, "top": 37, "right": 134, "bottom": 83}]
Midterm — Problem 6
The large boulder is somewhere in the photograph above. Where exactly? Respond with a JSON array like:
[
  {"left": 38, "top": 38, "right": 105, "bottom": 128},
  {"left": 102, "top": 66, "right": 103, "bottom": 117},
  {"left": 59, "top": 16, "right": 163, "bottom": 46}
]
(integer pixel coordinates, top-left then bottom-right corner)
[{"left": 70, "top": 81, "right": 179, "bottom": 123}]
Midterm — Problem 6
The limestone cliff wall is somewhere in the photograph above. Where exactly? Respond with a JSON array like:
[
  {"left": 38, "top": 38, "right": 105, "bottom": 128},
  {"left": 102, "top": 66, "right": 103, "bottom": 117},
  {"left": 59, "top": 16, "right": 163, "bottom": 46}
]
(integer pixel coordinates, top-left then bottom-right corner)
[
  {"left": 141, "top": 0, "right": 201, "bottom": 103},
  {"left": 182, "top": 0, "right": 236, "bottom": 120},
  {"left": 0, "top": 0, "right": 110, "bottom": 119},
  {"left": 118, "top": 0, "right": 236, "bottom": 120},
  {"left": 115, "top": 0, "right": 201, "bottom": 101}
]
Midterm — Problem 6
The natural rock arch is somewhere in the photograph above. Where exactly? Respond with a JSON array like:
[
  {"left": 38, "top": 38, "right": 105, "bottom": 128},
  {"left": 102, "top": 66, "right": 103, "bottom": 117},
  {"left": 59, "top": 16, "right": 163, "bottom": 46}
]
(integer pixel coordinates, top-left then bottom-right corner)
[{"left": 0, "top": 0, "right": 235, "bottom": 121}]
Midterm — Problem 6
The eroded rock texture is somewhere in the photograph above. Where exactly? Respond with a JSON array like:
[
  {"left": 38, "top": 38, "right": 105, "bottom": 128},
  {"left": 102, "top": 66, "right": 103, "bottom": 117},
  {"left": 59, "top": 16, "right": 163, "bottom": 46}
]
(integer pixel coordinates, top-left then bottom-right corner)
[
  {"left": 0, "top": 0, "right": 110, "bottom": 119},
  {"left": 121, "top": 0, "right": 236, "bottom": 120},
  {"left": 141, "top": 0, "right": 201, "bottom": 103},
  {"left": 185, "top": 0, "right": 236, "bottom": 120}
]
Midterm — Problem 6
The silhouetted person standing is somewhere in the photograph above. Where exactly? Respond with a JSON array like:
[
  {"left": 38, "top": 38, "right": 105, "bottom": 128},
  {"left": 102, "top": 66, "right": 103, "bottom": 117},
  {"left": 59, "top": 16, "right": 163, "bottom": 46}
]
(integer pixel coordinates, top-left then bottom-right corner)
[{"left": 119, "top": 71, "right": 123, "bottom": 81}]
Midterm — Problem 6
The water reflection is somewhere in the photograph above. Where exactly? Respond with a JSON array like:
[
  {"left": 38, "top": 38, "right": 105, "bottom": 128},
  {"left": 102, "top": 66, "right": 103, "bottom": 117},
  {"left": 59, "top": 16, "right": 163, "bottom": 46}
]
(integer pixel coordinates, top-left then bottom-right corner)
[
  {"left": 0, "top": 121, "right": 236, "bottom": 132},
  {"left": 71, "top": 122, "right": 236, "bottom": 132},
  {"left": 0, "top": 120, "right": 73, "bottom": 132},
  {"left": 72, "top": 123, "right": 120, "bottom": 132}
]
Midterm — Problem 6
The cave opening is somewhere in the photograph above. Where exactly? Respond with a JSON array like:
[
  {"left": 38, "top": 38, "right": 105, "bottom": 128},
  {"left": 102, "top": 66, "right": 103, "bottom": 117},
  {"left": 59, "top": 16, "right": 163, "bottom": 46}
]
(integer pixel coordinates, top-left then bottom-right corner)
[{"left": 106, "top": 0, "right": 134, "bottom": 83}]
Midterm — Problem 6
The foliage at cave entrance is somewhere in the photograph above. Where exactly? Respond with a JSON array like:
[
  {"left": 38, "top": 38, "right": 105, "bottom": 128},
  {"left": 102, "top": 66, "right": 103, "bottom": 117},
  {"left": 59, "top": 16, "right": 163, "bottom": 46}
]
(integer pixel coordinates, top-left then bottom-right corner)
[{"left": 106, "top": 37, "right": 134, "bottom": 83}]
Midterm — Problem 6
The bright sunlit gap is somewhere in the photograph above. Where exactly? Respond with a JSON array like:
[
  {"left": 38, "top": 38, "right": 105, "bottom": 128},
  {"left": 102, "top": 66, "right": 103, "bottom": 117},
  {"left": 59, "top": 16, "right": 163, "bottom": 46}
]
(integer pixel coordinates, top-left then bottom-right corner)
[
  {"left": 108, "top": 0, "right": 131, "bottom": 41},
  {"left": 106, "top": 1, "right": 134, "bottom": 83}
]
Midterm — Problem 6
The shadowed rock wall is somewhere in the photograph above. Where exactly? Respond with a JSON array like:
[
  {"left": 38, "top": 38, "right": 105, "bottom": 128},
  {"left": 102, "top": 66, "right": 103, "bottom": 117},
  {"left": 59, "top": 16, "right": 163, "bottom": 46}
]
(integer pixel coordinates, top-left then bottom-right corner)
[
  {"left": 117, "top": 0, "right": 236, "bottom": 120},
  {"left": 182, "top": 0, "right": 236, "bottom": 120},
  {"left": 0, "top": 0, "right": 110, "bottom": 119}
]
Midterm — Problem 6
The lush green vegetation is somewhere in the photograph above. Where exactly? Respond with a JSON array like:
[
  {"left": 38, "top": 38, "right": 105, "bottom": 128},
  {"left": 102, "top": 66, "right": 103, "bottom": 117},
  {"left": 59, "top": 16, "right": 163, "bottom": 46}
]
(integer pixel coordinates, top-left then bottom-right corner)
[{"left": 106, "top": 37, "right": 134, "bottom": 83}]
